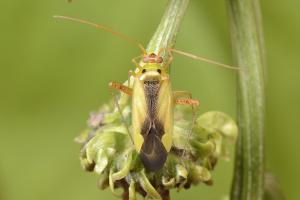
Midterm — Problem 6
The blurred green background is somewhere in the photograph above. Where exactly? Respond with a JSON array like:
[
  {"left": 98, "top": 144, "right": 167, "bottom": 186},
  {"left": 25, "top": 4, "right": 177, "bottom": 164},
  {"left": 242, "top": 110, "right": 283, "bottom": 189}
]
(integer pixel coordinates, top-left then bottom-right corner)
[{"left": 0, "top": 0, "right": 299, "bottom": 199}]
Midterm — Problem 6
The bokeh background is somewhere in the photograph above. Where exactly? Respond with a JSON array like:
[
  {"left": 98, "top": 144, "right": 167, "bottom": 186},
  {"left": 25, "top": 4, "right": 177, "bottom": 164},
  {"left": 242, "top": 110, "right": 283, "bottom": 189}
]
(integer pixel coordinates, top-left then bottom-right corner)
[{"left": 0, "top": 0, "right": 299, "bottom": 199}]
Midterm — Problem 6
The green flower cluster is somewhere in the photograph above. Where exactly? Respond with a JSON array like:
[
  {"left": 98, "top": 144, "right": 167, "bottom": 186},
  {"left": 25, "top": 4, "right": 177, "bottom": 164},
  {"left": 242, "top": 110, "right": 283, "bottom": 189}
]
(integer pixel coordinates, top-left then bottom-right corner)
[{"left": 75, "top": 93, "right": 237, "bottom": 200}]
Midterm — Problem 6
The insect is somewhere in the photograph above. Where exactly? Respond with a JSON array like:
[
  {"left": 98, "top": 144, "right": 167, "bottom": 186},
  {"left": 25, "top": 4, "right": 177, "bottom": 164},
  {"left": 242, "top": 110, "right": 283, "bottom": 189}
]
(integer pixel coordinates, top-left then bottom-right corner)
[{"left": 54, "top": 15, "right": 239, "bottom": 172}]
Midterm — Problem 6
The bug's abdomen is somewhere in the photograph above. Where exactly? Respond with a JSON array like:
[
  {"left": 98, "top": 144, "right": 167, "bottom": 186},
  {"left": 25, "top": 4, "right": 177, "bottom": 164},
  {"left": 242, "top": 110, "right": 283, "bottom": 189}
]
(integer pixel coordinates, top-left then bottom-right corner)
[{"left": 139, "top": 120, "right": 167, "bottom": 171}]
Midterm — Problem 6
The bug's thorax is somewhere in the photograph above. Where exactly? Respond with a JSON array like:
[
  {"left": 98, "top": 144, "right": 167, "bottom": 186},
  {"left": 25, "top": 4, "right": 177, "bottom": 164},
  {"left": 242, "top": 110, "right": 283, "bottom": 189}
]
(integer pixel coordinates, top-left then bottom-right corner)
[
  {"left": 139, "top": 70, "right": 161, "bottom": 82},
  {"left": 137, "top": 64, "right": 168, "bottom": 83}
]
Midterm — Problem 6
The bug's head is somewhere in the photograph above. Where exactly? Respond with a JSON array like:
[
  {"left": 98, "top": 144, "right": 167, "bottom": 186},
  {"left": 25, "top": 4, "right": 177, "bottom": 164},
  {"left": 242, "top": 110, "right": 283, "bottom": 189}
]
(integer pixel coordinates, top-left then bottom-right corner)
[
  {"left": 142, "top": 53, "right": 163, "bottom": 64},
  {"left": 135, "top": 52, "right": 168, "bottom": 81}
]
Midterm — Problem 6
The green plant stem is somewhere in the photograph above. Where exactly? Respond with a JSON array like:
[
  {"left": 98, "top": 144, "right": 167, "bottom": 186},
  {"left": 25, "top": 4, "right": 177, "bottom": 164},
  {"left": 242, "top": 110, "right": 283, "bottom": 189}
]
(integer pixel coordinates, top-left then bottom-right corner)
[
  {"left": 141, "top": 0, "right": 189, "bottom": 199},
  {"left": 146, "top": 0, "right": 189, "bottom": 60},
  {"left": 225, "top": 0, "right": 266, "bottom": 200}
]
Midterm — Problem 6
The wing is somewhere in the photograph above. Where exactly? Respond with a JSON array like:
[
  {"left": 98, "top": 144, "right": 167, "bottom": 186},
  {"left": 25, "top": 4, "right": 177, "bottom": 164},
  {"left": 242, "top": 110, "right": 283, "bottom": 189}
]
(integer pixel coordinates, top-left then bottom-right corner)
[
  {"left": 157, "top": 78, "right": 173, "bottom": 152},
  {"left": 132, "top": 78, "right": 147, "bottom": 153},
  {"left": 132, "top": 77, "right": 173, "bottom": 171}
]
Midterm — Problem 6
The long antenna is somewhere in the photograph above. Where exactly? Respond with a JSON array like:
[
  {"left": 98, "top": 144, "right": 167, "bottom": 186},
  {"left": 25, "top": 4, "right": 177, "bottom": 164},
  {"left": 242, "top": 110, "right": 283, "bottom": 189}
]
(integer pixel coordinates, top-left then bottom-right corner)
[
  {"left": 54, "top": 15, "right": 243, "bottom": 71},
  {"left": 170, "top": 48, "right": 242, "bottom": 71},
  {"left": 53, "top": 15, "right": 147, "bottom": 55}
]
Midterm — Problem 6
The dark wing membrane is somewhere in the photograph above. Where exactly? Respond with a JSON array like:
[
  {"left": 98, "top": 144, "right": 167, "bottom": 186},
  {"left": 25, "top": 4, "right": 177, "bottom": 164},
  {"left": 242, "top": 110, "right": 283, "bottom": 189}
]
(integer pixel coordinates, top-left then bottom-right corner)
[{"left": 140, "top": 119, "right": 167, "bottom": 172}]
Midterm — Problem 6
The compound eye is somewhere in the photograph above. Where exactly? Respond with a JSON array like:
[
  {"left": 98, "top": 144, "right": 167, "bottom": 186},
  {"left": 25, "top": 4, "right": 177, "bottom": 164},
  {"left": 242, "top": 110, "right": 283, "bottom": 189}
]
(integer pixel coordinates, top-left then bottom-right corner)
[
  {"left": 157, "top": 69, "right": 161, "bottom": 74},
  {"left": 157, "top": 57, "right": 163, "bottom": 63},
  {"left": 143, "top": 57, "right": 149, "bottom": 63},
  {"left": 142, "top": 69, "right": 146, "bottom": 73}
]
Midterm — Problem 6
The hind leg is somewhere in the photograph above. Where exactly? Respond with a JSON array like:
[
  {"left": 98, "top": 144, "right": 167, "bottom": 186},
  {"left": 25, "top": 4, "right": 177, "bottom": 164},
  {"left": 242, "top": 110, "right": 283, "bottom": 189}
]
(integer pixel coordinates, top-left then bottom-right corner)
[
  {"left": 173, "top": 91, "right": 200, "bottom": 162},
  {"left": 173, "top": 91, "right": 199, "bottom": 114}
]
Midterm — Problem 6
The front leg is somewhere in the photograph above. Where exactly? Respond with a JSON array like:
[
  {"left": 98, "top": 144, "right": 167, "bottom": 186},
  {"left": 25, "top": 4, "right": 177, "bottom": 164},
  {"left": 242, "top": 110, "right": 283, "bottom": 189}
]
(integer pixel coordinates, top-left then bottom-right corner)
[{"left": 109, "top": 81, "right": 133, "bottom": 96}]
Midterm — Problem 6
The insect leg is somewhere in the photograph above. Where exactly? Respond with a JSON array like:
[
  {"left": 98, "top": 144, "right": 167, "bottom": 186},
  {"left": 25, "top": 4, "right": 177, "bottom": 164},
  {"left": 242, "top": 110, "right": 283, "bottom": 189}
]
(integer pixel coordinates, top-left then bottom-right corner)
[
  {"left": 173, "top": 91, "right": 200, "bottom": 161},
  {"left": 173, "top": 91, "right": 200, "bottom": 128},
  {"left": 173, "top": 91, "right": 200, "bottom": 127},
  {"left": 173, "top": 91, "right": 200, "bottom": 114},
  {"left": 109, "top": 81, "right": 132, "bottom": 96},
  {"left": 131, "top": 55, "right": 143, "bottom": 71},
  {"left": 175, "top": 98, "right": 200, "bottom": 107}
]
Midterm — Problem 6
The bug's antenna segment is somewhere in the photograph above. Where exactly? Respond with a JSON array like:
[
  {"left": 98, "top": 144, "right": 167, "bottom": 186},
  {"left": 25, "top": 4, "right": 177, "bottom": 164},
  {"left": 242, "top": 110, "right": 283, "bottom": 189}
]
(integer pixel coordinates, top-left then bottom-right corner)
[
  {"left": 170, "top": 48, "right": 241, "bottom": 71},
  {"left": 138, "top": 44, "right": 147, "bottom": 56},
  {"left": 53, "top": 15, "right": 147, "bottom": 55}
]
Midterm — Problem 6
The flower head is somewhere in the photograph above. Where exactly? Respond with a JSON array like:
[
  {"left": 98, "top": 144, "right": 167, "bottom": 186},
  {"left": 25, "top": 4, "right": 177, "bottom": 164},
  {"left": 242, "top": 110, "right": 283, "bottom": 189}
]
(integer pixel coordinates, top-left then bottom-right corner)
[{"left": 76, "top": 93, "right": 237, "bottom": 200}]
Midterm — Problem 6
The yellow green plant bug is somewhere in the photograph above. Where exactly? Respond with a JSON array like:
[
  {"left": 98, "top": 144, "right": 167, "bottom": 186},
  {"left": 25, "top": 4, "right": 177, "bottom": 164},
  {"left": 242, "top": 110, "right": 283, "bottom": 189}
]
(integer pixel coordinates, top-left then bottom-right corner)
[
  {"left": 54, "top": 15, "right": 240, "bottom": 172},
  {"left": 110, "top": 50, "right": 200, "bottom": 172}
]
